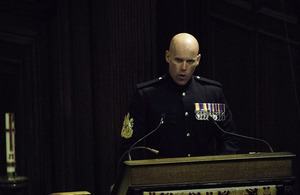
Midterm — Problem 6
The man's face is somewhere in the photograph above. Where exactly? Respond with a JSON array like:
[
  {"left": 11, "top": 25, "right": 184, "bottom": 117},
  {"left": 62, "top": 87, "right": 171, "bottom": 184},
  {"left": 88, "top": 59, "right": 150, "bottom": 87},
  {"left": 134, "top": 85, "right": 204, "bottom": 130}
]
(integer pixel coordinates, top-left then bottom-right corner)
[{"left": 166, "top": 47, "right": 201, "bottom": 86}]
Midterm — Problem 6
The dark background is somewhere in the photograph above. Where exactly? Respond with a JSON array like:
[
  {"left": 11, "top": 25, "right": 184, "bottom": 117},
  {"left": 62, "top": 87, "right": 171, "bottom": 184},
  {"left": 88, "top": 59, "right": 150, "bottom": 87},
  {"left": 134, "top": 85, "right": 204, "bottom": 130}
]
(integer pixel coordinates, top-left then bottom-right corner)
[{"left": 0, "top": 0, "right": 299, "bottom": 194}]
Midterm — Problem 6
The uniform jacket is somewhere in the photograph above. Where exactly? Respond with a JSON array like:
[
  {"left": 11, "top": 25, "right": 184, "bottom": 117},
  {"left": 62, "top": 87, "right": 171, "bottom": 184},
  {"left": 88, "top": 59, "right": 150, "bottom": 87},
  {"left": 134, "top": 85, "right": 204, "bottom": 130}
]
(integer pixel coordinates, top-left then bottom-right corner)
[{"left": 121, "top": 74, "right": 239, "bottom": 160}]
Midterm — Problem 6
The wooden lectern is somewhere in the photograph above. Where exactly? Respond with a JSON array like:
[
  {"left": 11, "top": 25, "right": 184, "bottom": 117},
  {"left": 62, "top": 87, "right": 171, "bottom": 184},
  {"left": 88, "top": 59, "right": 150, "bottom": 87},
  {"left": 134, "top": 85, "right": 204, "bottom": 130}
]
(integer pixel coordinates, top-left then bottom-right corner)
[{"left": 112, "top": 152, "right": 295, "bottom": 195}]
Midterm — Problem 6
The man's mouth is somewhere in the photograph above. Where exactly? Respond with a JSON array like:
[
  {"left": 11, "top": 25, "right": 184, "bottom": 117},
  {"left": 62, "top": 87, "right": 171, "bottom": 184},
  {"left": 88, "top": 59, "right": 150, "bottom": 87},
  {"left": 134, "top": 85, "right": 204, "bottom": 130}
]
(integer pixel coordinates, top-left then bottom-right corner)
[{"left": 178, "top": 74, "right": 186, "bottom": 80}]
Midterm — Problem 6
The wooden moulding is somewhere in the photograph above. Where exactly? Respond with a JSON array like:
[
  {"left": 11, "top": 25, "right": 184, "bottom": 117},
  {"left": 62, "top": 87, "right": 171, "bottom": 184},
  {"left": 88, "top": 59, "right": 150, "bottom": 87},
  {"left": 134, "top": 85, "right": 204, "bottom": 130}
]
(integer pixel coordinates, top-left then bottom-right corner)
[{"left": 115, "top": 152, "right": 295, "bottom": 194}]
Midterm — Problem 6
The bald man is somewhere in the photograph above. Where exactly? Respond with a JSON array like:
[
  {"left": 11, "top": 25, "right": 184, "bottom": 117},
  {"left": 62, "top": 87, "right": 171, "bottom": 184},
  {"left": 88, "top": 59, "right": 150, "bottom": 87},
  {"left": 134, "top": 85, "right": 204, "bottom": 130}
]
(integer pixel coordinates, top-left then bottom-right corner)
[{"left": 120, "top": 33, "right": 239, "bottom": 160}]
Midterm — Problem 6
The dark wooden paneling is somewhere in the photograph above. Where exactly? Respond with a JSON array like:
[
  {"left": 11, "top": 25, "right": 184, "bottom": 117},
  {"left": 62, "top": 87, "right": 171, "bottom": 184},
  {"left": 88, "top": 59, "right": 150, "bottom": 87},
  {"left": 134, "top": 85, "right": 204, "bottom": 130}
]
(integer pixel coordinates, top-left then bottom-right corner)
[
  {"left": 0, "top": 2, "right": 57, "bottom": 195},
  {"left": 257, "top": 34, "right": 299, "bottom": 153},
  {"left": 209, "top": 0, "right": 254, "bottom": 29},
  {"left": 0, "top": 59, "right": 20, "bottom": 178},
  {"left": 208, "top": 20, "right": 257, "bottom": 153},
  {"left": 206, "top": 0, "right": 299, "bottom": 189},
  {"left": 207, "top": 0, "right": 300, "bottom": 153},
  {"left": 0, "top": 30, "right": 46, "bottom": 195}
]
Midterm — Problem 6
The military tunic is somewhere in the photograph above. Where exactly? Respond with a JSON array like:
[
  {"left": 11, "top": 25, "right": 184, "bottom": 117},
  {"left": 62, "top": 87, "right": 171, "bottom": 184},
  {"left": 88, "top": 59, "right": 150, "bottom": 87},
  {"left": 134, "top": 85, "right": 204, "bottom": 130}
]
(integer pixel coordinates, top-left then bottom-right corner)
[{"left": 121, "top": 74, "right": 239, "bottom": 160}]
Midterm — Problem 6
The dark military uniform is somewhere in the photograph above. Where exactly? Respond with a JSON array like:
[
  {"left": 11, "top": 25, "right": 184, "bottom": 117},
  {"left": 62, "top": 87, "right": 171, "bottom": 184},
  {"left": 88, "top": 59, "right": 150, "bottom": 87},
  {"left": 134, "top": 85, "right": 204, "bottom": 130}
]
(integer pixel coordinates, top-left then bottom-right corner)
[{"left": 121, "top": 74, "right": 239, "bottom": 160}]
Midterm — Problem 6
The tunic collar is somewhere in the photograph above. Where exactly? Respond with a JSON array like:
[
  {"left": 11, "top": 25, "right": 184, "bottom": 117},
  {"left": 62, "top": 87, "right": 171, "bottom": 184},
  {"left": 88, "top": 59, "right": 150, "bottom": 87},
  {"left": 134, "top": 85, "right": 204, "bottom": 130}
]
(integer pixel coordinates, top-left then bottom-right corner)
[{"left": 165, "top": 74, "right": 193, "bottom": 92}]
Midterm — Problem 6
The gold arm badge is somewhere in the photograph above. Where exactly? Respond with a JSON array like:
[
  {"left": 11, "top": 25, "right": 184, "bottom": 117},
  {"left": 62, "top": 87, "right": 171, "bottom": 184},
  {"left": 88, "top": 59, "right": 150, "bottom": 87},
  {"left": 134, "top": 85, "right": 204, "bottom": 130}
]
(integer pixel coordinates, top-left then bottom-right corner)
[{"left": 121, "top": 113, "right": 134, "bottom": 139}]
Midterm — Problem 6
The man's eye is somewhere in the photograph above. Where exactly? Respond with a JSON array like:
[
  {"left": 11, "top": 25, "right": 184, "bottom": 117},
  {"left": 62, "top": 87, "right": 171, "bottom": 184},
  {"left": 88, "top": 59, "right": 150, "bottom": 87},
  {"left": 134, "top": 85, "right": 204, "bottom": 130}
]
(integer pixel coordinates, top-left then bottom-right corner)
[
  {"left": 187, "top": 60, "right": 195, "bottom": 64},
  {"left": 175, "top": 58, "right": 183, "bottom": 62}
]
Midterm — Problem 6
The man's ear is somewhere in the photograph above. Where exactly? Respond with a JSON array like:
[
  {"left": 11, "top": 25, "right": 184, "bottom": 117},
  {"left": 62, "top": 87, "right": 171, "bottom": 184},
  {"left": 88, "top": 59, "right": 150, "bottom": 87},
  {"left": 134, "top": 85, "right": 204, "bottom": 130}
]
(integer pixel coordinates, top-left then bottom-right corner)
[
  {"left": 165, "top": 50, "right": 170, "bottom": 63},
  {"left": 196, "top": 54, "right": 201, "bottom": 65}
]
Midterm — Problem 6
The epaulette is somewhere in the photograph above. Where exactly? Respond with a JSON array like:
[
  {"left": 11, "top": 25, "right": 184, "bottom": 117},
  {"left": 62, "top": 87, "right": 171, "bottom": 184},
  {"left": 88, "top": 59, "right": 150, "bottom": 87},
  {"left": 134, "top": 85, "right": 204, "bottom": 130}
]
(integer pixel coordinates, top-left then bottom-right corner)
[
  {"left": 194, "top": 75, "right": 223, "bottom": 87},
  {"left": 137, "top": 75, "right": 165, "bottom": 89}
]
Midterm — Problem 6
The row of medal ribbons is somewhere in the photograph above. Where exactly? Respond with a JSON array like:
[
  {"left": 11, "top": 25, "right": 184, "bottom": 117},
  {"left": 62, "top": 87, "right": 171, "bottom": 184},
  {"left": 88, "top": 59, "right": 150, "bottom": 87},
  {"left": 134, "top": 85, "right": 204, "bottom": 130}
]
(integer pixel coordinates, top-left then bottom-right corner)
[{"left": 194, "top": 103, "right": 226, "bottom": 121}]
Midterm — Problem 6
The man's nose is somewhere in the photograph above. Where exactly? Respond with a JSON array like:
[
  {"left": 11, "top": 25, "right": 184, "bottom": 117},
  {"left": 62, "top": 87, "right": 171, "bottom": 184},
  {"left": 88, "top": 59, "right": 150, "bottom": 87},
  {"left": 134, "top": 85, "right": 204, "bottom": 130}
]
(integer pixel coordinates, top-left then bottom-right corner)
[{"left": 180, "top": 61, "right": 187, "bottom": 70}]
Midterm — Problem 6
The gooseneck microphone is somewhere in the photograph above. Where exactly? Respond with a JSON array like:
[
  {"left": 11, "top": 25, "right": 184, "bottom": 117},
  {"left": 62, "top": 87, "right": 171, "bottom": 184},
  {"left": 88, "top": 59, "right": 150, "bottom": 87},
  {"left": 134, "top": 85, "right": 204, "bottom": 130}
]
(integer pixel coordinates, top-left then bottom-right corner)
[
  {"left": 127, "top": 114, "right": 165, "bottom": 160},
  {"left": 112, "top": 114, "right": 165, "bottom": 195},
  {"left": 208, "top": 116, "right": 274, "bottom": 153},
  {"left": 117, "top": 146, "right": 159, "bottom": 170}
]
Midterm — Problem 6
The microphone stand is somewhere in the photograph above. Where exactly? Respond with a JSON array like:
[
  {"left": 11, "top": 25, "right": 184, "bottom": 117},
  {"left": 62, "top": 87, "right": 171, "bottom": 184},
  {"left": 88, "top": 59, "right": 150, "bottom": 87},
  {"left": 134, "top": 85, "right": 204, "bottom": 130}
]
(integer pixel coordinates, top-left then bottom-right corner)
[
  {"left": 128, "top": 117, "right": 164, "bottom": 160},
  {"left": 208, "top": 116, "right": 274, "bottom": 153}
]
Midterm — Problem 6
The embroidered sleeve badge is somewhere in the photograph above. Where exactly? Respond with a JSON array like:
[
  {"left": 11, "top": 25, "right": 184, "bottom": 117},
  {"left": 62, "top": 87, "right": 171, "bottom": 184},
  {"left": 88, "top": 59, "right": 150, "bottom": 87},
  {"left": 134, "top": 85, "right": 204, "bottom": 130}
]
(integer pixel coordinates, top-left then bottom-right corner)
[{"left": 121, "top": 113, "right": 134, "bottom": 139}]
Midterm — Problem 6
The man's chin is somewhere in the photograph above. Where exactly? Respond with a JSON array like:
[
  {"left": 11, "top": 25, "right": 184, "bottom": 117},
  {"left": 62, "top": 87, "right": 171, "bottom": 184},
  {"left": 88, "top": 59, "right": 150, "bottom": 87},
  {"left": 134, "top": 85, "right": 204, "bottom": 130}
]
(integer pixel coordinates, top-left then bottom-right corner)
[
  {"left": 170, "top": 75, "right": 189, "bottom": 86},
  {"left": 174, "top": 79, "right": 188, "bottom": 86}
]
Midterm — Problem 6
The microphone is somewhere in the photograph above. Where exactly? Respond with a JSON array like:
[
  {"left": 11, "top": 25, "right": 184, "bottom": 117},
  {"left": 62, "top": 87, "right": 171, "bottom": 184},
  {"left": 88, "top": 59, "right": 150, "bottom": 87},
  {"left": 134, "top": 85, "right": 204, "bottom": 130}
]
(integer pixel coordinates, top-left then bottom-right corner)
[
  {"left": 117, "top": 146, "right": 159, "bottom": 170},
  {"left": 112, "top": 116, "right": 164, "bottom": 195},
  {"left": 127, "top": 113, "right": 165, "bottom": 160},
  {"left": 208, "top": 116, "right": 274, "bottom": 153},
  {"left": 113, "top": 147, "right": 160, "bottom": 195}
]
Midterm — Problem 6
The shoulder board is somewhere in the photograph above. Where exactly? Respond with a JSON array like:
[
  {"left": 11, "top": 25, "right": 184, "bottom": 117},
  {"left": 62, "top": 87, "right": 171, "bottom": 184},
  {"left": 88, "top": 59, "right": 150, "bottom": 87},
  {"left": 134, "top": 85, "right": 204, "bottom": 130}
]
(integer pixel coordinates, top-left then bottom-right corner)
[
  {"left": 137, "top": 75, "right": 165, "bottom": 89},
  {"left": 194, "top": 76, "right": 223, "bottom": 87}
]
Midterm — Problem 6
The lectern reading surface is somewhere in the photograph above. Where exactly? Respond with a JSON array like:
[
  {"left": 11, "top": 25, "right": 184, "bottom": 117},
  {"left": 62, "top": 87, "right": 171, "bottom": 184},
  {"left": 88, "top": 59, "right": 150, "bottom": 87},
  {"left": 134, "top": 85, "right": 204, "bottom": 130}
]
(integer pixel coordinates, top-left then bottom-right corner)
[{"left": 112, "top": 152, "right": 295, "bottom": 195}]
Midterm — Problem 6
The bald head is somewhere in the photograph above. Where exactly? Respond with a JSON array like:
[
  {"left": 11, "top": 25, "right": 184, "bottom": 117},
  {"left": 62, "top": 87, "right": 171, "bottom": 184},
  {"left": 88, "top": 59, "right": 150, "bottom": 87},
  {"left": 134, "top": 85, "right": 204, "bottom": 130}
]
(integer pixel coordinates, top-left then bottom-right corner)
[
  {"left": 169, "top": 33, "right": 199, "bottom": 56},
  {"left": 166, "top": 33, "right": 201, "bottom": 86}
]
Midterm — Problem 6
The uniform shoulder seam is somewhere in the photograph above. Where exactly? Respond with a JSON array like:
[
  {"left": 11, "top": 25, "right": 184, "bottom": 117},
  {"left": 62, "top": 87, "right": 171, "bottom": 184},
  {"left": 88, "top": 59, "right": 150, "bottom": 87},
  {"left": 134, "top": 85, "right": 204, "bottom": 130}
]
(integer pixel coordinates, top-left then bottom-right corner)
[
  {"left": 194, "top": 76, "right": 223, "bottom": 87},
  {"left": 137, "top": 75, "right": 165, "bottom": 89}
]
